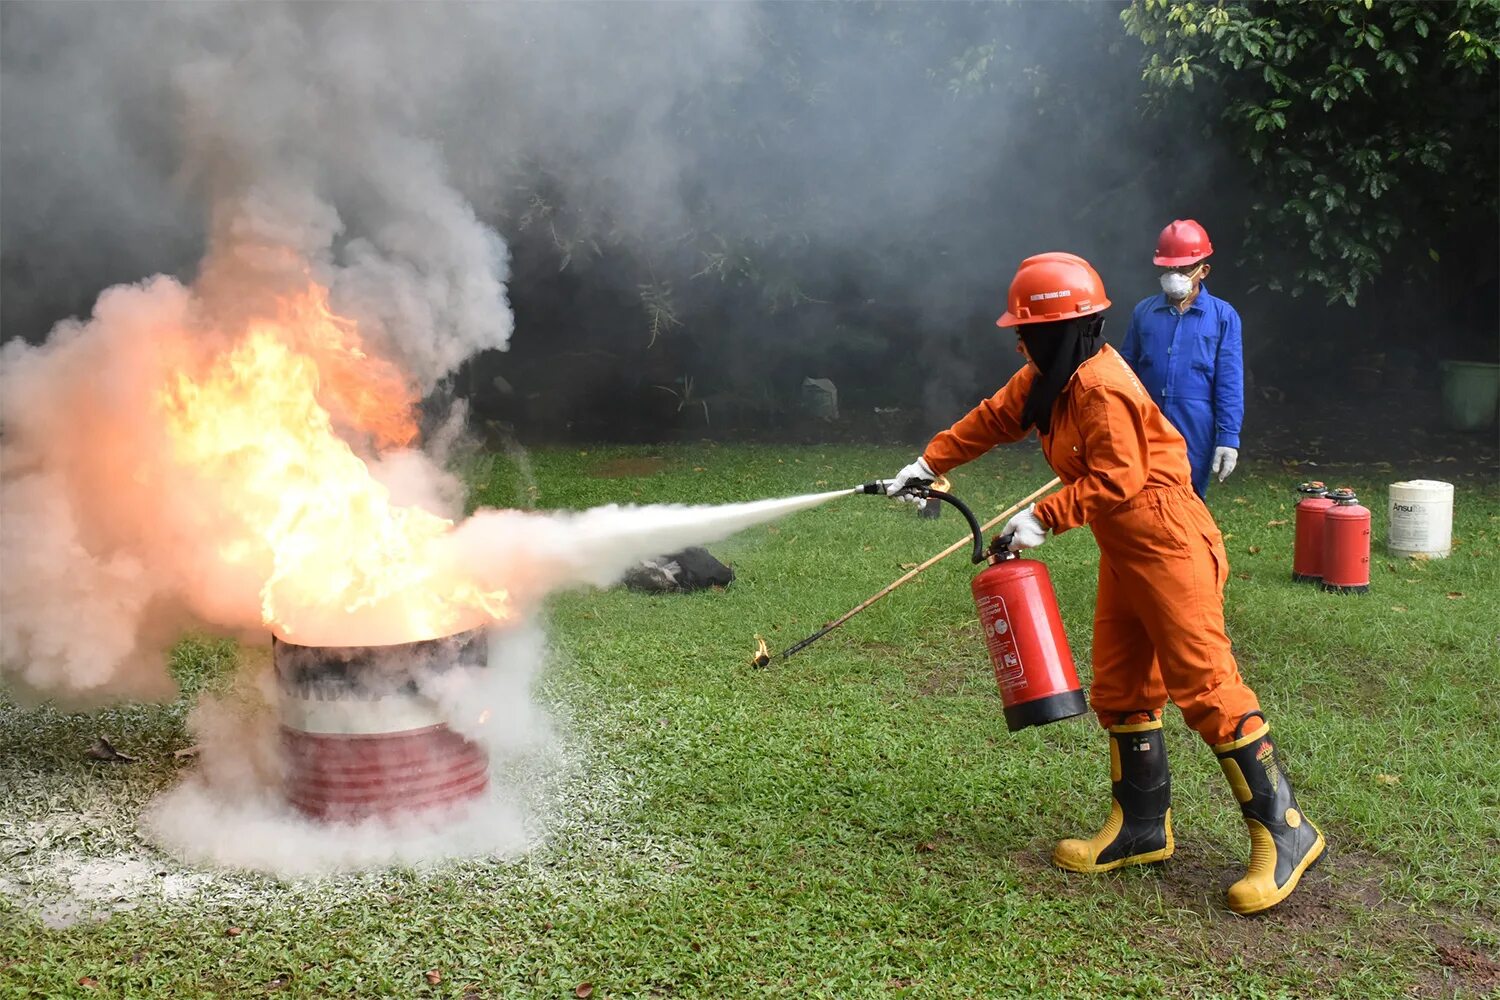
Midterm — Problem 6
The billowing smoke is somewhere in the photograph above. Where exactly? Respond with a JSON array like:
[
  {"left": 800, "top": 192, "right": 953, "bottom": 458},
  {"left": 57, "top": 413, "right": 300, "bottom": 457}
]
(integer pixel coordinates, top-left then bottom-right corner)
[
  {"left": 4, "top": 4, "right": 1186, "bottom": 417},
  {"left": 0, "top": 2, "right": 761, "bottom": 345}
]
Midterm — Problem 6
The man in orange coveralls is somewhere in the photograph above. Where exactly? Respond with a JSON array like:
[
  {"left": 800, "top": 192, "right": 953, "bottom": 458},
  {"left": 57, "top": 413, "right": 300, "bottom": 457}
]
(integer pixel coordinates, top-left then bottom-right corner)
[{"left": 885, "top": 252, "right": 1323, "bottom": 914}]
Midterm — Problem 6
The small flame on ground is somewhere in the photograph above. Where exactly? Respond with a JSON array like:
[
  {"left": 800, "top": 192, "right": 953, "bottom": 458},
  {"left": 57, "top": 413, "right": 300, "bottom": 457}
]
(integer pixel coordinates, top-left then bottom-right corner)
[{"left": 752, "top": 636, "right": 771, "bottom": 668}]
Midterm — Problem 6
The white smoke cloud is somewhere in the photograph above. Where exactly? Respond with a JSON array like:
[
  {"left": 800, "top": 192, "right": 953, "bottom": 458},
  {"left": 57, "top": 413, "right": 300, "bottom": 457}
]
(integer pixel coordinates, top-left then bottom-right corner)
[{"left": 0, "top": 277, "right": 233, "bottom": 703}]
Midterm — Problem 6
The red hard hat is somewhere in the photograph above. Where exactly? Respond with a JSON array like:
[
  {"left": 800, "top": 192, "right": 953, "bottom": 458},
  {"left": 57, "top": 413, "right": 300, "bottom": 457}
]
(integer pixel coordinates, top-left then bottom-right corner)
[
  {"left": 1153, "top": 219, "right": 1213, "bottom": 266},
  {"left": 996, "top": 252, "right": 1111, "bottom": 328}
]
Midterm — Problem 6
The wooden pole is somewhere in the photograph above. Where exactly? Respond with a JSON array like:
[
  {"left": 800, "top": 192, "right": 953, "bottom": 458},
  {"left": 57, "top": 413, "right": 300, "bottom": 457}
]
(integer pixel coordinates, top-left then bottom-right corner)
[{"left": 761, "top": 477, "right": 1062, "bottom": 663}]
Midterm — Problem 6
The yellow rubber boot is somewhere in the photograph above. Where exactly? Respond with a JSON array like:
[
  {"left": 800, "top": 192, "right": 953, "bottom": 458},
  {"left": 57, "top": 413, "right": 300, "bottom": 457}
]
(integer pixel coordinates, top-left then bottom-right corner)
[
  {"left": 1214, "top": 714, "right": 1326, "bottom": 914},
  {"left": 1054, "top": 719, "right": 1174, "bottom": 873}
]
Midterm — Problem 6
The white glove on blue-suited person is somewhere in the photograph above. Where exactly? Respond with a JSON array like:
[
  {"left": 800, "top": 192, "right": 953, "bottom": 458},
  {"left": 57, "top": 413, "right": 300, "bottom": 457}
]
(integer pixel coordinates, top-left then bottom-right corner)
[
  {"left": 1002, "top": 504, "right": 1048, "bottom": 551},
  {"left": 886, "top": 456, "right": 935, "bottom": 496},
  {"left": 1212, "top": 446, "right": 1239, "bottom": 482}
]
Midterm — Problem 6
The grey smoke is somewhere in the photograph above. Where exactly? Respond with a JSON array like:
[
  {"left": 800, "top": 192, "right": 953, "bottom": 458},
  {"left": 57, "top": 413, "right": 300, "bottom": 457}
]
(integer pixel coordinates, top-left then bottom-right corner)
[{"left": 3, "top": 3, "right": 1182, "bottom": 355}]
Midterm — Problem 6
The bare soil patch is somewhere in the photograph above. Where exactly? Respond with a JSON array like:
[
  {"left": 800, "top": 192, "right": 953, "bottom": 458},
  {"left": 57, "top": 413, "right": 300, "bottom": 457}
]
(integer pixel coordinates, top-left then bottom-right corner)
[{"left": 905, "top": 659, "right": 986, "bottom": 697}]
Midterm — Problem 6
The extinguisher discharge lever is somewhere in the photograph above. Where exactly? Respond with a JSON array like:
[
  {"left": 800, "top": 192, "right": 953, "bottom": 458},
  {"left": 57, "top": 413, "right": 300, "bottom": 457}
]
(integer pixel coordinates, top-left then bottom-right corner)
[{"left": 990, "top": 531, "right": 1018, "bottom": 558}]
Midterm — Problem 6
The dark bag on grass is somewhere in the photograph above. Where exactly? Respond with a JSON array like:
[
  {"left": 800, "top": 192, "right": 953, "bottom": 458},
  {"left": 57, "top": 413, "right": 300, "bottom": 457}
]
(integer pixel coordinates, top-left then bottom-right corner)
[{"left": 622, "top": 547, "right": 734, "bottom": 594}]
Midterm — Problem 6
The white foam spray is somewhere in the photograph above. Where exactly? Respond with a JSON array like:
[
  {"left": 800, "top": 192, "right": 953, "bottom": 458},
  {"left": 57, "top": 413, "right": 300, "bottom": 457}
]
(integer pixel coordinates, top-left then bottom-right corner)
[{"left": 448, "top": 488, "right": 856, "bottom": 610}]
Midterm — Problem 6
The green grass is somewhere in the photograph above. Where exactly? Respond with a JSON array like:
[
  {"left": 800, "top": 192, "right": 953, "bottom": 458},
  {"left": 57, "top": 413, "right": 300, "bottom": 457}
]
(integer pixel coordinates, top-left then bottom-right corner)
[{"left": 3, "top": 444, "right": 1498, "bottom": 999}]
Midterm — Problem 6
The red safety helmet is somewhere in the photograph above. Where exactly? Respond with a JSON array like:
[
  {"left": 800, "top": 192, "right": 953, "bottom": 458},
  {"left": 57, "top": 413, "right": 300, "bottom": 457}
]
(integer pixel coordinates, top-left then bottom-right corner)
[
  {"left": 1153, "top": 219, "right": 1213, "bottom": 267},
  {"left": 996, "top": 252, "right": 1111, "bottom": 328}
]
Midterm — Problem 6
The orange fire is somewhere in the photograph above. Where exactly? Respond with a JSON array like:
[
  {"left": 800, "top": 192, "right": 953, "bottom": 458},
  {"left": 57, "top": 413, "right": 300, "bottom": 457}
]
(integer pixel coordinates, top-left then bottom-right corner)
[{"left": 158, "top": 281, "right": 507, "bottom": 644}]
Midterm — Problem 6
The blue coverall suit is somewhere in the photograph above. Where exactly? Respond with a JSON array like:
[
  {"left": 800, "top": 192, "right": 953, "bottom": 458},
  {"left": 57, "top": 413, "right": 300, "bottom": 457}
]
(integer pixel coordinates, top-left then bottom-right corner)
[{"left": 1120, "top": 284, "right": 1244, "bottom": 497}]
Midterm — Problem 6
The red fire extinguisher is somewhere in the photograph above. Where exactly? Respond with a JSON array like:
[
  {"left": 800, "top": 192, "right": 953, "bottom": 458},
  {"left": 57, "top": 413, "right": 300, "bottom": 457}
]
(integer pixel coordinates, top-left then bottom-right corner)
[
  {"left": 883, "top": 483, "right": 1088, "bottom": 731},
  {"left": 1320, "top": 487, "right": 1371, "bottom": 594},
  {"left": 1292, "top": 481, "right": 1334, "bottom": 584},
  {"left": 971, "top": 538, "right": 1090, "bottom": 731}
]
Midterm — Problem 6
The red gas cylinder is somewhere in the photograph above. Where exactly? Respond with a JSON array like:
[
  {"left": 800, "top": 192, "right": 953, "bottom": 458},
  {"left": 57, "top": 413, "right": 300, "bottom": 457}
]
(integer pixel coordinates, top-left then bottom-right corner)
[
  {"left": 971, "top": 549, "right": 1088, "bottom": 731},
  {"left": 274, "top": 627, "right": 491, "bottom": 821},
  {"left": 1292, "top": 481, "right": 1334, "bottom": 583},
  {"left": 1320, "top": 488, "right": 1371, "bottom": 595}
]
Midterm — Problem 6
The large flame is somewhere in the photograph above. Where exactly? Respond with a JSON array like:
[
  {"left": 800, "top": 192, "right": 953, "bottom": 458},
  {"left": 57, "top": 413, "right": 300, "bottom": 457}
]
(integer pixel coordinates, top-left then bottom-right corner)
[{"left": 158, "top": 282, "right": 507, "bottom": 644}]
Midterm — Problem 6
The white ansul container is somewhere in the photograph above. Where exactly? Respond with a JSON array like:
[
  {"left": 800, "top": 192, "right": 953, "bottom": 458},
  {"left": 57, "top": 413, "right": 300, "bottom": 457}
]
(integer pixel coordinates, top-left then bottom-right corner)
[{"left": 1387, "top": 480, "right": 1454, "bottom": 559}]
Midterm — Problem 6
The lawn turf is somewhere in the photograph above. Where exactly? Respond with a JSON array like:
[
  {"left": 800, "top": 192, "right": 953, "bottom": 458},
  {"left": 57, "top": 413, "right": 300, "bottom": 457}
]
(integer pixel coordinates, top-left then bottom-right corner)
[{"left": 3, "top": 444, "right": 1497, "bottom": 999}]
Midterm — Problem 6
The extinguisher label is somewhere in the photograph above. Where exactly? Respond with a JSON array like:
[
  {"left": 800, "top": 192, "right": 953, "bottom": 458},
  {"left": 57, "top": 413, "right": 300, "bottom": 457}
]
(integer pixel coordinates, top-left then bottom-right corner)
[{"left": 977, "top": 594, "right": 1026, "bottom": 695}]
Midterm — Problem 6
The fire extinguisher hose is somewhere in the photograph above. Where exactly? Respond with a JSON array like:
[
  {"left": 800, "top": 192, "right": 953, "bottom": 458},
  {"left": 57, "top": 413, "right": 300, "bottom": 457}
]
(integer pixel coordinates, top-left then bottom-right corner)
[{"left": 756, "top": 476, "right": 1062, "bottom": 665}]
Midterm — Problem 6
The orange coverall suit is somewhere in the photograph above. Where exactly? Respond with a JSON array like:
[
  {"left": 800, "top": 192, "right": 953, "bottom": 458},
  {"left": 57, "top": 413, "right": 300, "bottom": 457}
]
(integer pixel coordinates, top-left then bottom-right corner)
[{"left": 921, "top": 344, "right": 1259, "bottom": 745}]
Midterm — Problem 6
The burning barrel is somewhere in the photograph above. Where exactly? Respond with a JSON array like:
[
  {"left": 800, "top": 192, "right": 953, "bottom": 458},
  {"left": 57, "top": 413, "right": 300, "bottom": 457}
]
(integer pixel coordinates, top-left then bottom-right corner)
[{"left": 273, "top": 626, "right": 490, "bottom": 821}]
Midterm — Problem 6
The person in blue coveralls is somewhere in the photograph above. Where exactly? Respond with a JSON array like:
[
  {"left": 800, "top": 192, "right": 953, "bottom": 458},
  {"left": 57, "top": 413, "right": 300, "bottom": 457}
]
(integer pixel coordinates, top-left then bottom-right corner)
[{"left": 1121, "top": 220, "right": 1243, "bottom": 497}]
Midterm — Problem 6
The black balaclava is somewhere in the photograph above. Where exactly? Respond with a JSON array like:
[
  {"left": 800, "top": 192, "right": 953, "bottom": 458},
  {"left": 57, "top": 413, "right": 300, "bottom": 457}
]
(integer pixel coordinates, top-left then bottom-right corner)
[{"left": 1018, "top": 314, "right": 1106, "bottom": 435}]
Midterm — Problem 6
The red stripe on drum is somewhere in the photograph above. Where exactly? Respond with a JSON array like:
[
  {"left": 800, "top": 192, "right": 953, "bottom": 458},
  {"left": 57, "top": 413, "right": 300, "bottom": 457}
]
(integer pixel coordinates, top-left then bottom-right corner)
[{"left": 281, "top": 722, "right": 489, "bottom": 821}]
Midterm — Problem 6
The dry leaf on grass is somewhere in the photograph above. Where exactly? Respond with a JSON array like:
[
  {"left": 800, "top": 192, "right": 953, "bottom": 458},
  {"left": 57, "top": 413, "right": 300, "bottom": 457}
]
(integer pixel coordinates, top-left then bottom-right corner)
[
  {"left": 225, "top": 927, "right": 243, "bottom": 938},
  {"left": 425, "top": 969, "right": 443, "bottom": 986},
  {"left": 575, "top": 983, "right": 594, "bottom": 999},
  {"left": 1446, "top": 592, "right": 1465, "bottom": 600},
  {"left": 1267, "top": 519, "right": 1289, "bottom": 527},
  {"left": 1375, "top": 774, "right": 1401, "bottom": 786},
  {"left": 78, "top": 978, "right": 99, "bottom": 989}
]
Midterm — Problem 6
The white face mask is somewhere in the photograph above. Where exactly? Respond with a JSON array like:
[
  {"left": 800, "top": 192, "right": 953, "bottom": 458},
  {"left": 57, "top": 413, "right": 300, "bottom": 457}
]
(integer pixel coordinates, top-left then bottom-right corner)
[{"left": 1160, "top": 271, "right": 1195, "bottom": 300}]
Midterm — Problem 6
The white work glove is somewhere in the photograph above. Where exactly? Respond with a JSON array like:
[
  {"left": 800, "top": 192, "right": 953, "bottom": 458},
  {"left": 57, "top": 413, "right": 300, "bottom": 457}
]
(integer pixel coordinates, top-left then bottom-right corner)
[
  {"left": 1212, "top": 446, "right": 1239, "bottom": 482},
  {"left": 886, "top": 456, "right": 935, "bottom": 497},
  {"left": 1002, "top": 504, "right": 1048, "bottom": 551}
]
